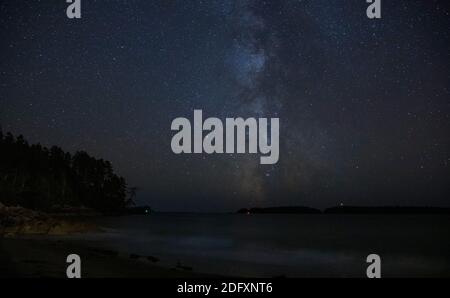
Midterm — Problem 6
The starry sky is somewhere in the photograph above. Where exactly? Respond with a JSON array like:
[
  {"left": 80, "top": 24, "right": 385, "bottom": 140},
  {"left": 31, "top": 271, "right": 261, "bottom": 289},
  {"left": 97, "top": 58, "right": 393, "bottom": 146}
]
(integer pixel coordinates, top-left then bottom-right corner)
[{"left": 1, "top": 0, "right": 449, "bottom": 211}]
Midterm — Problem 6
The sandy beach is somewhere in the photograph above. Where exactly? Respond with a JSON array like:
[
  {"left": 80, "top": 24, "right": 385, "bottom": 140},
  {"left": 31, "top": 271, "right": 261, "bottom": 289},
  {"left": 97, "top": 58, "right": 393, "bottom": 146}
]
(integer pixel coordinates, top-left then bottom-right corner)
[
  {"left": 0, "top": 206, "right": 211, "bottom": 278},
  {"left": 0, "top": 237, "right": 212, "bottom": 278},
  {"left": 2, "top": 210, "right": 450, "bottom": 278}
]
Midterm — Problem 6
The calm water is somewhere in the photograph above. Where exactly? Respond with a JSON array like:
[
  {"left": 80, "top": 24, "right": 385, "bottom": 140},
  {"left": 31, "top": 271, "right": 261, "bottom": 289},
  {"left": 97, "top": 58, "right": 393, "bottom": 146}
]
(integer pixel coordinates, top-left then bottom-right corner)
[{"left": 74, "top": 213, "right": 450, "bottom": 277}]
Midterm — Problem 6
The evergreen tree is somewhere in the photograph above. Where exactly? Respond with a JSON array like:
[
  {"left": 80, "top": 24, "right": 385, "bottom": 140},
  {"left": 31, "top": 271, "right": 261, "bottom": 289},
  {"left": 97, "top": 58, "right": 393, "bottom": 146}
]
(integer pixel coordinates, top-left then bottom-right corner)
[{"left": 0, "top": 130, "right": 128, "bottom": 213}]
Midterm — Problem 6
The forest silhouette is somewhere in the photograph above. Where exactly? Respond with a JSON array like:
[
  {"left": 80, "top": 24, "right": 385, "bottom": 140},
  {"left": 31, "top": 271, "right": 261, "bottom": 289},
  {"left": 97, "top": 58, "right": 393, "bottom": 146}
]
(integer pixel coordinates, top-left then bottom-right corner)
[{"left": 0, "top": 129, "right": 128, "bottom": 213}]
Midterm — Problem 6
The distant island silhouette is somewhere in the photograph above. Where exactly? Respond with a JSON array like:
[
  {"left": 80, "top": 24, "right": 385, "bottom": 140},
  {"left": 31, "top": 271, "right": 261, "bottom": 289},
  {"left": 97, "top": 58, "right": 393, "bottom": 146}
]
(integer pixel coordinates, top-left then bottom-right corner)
[
  {"left": 237, "top": 206, "right": 321, "bottom": 214},
  {"left": 237, "top": 206, "right": 450, "bottom": 214},
  {"left": 324, "top": 206, "right": 450, "bottom": 214}
]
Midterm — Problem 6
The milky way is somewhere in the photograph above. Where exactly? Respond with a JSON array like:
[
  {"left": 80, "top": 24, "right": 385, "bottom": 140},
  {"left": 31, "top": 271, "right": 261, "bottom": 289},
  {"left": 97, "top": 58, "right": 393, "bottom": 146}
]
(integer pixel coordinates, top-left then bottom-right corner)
[{"left": 1, "top": 1, "right": 449, "bottom": 211}]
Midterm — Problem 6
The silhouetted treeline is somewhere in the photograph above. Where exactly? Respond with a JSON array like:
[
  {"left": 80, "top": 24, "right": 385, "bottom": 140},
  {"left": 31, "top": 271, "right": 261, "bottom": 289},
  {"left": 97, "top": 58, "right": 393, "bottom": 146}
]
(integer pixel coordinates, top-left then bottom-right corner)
[{"left": 0, "top": 131, "right": 127, "bottom": 213}]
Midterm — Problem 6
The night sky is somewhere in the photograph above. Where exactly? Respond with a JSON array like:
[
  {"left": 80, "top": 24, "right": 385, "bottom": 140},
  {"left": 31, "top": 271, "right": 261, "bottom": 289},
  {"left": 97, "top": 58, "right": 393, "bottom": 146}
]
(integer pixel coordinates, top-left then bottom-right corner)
[{"left": 1, "top": 1, "right": 449, "bottom": 211}]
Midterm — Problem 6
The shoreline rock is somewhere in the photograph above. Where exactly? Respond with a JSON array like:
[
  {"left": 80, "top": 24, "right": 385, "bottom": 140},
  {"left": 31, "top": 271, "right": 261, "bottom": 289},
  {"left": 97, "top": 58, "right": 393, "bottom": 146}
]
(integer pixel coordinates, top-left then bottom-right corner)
[{"left": 0, "top": 205, "right": 97, "bottom": 237}]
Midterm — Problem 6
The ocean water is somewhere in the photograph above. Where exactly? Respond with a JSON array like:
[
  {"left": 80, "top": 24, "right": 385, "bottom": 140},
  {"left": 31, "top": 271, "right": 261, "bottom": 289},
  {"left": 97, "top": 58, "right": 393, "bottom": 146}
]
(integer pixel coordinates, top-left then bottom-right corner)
[{"left": 75, "top": 213, "right": 450, "bottom": 277}]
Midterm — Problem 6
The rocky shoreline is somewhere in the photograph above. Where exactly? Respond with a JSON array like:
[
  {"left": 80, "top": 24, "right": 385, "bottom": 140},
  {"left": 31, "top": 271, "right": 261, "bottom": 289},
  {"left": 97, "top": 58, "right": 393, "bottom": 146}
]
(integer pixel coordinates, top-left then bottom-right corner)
[{"left": 0, "top": 202, "right": 97, "bottom": 237}]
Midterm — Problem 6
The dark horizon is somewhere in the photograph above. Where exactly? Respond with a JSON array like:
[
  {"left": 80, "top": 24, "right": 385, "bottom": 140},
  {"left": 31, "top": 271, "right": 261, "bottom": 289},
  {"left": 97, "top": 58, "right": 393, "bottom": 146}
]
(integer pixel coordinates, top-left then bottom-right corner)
[{"left": 1, "top": 0, "right": 450, "bottom": 212}]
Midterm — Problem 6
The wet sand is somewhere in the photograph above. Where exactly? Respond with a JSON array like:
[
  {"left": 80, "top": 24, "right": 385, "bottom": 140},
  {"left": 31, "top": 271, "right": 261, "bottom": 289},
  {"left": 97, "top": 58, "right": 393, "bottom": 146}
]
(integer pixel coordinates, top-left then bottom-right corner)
[{"left": 0, "top": 237, "right": 212, "bottom": 278}]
